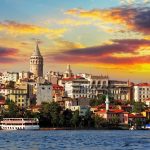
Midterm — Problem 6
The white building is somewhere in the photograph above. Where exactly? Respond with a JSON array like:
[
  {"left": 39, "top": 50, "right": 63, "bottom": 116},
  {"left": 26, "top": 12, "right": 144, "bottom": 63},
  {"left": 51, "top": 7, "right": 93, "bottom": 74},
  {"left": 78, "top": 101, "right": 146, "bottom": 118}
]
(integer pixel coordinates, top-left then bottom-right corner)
[
  {"left": 0, "top": 88, "right": 11, "bottom": 96},
  {"left": 134, "top": 83, "right": 150, "bottom": 102},
  {"left": 19, "top": 71, "right": 31, "bottom": 80},
  {"left": 64, "top": 99, "right": 89, "bottom": 116},
  {"left": 65, "top": 77, "right": 91, "bottom": 99},
  {"left": 65, "top": 74, "right": 109, "bottom": 99},
  {"left": 35, "top": 82, "right": 52, "bottom": 105},
  {"left": 2, "top": 72, "right": 19, "bottom": 83}
]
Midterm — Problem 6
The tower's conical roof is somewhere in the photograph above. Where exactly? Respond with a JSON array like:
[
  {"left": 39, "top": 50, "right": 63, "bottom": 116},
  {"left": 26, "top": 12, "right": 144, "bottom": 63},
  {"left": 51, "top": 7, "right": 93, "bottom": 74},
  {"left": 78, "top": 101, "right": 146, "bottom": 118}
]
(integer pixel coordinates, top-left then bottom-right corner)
[{"left": 32, "top": 42, "right": 41, "bottom": 56}]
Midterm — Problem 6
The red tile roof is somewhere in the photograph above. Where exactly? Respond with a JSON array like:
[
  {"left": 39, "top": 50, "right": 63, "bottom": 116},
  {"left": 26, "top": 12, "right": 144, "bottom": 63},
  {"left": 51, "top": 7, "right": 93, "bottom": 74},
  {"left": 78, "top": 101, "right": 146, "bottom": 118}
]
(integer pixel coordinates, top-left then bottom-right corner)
[
  {"left": 97, "top": 109, "right": 125, "bottom": 114},
  {"left": 144, "top": 98, "right": 150, "bottom": 102},
  {"left": 52, "top": 84, "right": 64, "bottom": 90},
  {"left": 62, "top": 76, "right": 82, "bottom": 81},
  {"left": 128, "top": 113, "right": 145, "bottom": 118},
  {"left": 135, "top": 83, "right": 150, "bottom": 87},
  {"left": 98, "top": 104, "right": 113, "bottom": 109},
  {"left": 0, "top": 96, "right": 5, "bottom": 105}
]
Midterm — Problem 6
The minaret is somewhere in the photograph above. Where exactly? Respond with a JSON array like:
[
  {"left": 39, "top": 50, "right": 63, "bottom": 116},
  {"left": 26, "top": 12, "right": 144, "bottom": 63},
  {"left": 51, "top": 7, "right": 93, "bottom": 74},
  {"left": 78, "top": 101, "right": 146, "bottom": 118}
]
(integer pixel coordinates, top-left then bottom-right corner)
[
  {"left": 105, "top": 95, "right": 109, "bottom": 111},
  {"left": 63, "top": 64, "right": 73, "bottom": 78},
  {"left": 30, "top": 41, "right": 43, "bottom": 77}
]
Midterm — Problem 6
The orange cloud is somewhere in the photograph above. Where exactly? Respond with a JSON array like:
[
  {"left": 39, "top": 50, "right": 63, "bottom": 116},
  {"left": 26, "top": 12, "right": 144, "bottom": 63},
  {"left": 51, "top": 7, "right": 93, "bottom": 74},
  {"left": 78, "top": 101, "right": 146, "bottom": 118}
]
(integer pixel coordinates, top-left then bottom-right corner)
[
  {"left": 0, "top": 21, "right": 66, "bottom": 37},
  {"left": 47, "top": 39, "right": 150, "bottom": 69},
  {"left": 66, "top": 6, "right": 150, "bottom": 35},
  {"left": 59, "top": 18, "right": 92, "bottom": 26}
]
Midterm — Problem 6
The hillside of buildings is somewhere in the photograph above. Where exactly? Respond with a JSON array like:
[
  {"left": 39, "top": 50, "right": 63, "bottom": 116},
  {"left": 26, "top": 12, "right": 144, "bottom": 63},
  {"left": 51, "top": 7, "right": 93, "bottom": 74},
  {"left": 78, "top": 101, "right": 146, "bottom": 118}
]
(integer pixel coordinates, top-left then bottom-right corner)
[{"left": 0, "top": 43, "right": 150, "bottom": 129}]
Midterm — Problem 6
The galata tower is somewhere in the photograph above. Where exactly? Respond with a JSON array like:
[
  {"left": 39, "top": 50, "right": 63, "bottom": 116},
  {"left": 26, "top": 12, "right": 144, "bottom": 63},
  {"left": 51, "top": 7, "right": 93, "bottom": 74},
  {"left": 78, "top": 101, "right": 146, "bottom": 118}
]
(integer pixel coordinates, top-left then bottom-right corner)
[{"left": 30, "top": 42, "right": 43, "bottom": 77}]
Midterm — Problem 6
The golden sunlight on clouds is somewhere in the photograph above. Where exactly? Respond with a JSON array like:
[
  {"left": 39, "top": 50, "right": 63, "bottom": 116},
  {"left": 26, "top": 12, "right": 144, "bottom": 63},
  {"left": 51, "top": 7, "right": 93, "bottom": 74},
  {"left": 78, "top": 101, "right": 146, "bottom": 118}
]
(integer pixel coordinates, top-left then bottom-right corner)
[
  {"left": 66, "top": 6, "right": 150, "bottom": 35},
  {"left": 59, "top": 19, "right": 91, "bottom": 26},
  {"left": 0, "top": 21, "right": 66, "bottom": 38},
  {"left": 66, "top": 8, "right": 127, "bottom": 24}
]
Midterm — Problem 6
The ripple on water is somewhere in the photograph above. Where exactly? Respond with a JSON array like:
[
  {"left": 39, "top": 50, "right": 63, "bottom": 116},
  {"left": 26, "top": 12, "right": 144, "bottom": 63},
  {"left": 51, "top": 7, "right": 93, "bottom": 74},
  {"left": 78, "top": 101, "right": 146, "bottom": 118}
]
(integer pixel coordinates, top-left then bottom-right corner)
[{"left": 0, "top": 130, "right": 150, "bottom": 150}]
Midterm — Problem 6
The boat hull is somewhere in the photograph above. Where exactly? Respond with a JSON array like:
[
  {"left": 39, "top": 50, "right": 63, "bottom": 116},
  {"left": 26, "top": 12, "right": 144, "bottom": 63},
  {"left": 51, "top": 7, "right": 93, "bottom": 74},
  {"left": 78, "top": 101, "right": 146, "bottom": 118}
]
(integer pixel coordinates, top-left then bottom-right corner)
[{"left": 1, "top": 125, "right": 39, "bottom": 130}]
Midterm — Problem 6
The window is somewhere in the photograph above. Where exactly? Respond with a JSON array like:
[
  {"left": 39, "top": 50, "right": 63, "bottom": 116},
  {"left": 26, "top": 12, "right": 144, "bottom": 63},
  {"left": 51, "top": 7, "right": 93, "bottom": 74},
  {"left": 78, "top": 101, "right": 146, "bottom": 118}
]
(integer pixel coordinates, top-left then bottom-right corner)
[{"left": 92, "top": 81, "right": 96, "bottom": 84}]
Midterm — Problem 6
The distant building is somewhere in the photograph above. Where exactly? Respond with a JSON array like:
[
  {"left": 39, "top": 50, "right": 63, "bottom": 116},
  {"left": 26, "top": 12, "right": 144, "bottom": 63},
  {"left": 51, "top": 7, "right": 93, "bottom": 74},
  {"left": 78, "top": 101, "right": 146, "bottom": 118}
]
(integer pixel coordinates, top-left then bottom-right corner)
[
  {"left": 30, "top": 42, "right": 43, "bottom": 77},
  {"left": 95, "top": 97, "right": 129, "bottom": 124},
  {"left": 52, "top": 84, "right": 64, "bottom": 100},
  {"left": 1, "top": 72, "right": 19, "bottom": 83},
  {"left": 65, "top": 74, "right": 109, "bottom": 99},
  {"left": 95, "top": 109, "right": 129, "bottom": 124},
  {"left": 0, "top": 88, "right": 11, "bottom": 97},
  {"left": 63, "top": 64, "right": 73, "bottom": 78},
  {"left": 65, "top": 77, "right": 90, "bottom": 99},
  {"left": 7, "top": 88, "right": 29, "bottom": 108},
  {"left": 109, "top": 80, "right": 133, "bottom": 101},
  {"left": 45, "top": 71, "right": 62, "bottom": 84},
  {"left": 19, "top": 71, "right": 31, "bottom": 80},
  {"left": 64, "top": 98, "right": 89, "bottom": 116},
  {"left": 35, "top": 82, "right": 52, "bottom": 105},
  {"left": 134, "top": 83, "right": 150, "bottom": 102}
]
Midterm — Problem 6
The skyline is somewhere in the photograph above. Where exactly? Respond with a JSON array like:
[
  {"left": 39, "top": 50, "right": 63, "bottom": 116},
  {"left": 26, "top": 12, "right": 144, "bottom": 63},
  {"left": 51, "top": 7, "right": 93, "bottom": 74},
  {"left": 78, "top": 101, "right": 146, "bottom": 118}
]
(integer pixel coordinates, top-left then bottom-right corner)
[{"left": 0, "top": 0, "right": 150, "bottom": 82}]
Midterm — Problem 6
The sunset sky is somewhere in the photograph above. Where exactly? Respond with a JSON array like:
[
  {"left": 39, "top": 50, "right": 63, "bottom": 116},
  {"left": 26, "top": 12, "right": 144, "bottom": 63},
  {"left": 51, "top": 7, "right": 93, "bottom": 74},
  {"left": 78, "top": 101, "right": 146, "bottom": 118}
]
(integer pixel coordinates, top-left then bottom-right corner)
[{"left": 0, "top": 0, "right": 150, "bottom": 82}]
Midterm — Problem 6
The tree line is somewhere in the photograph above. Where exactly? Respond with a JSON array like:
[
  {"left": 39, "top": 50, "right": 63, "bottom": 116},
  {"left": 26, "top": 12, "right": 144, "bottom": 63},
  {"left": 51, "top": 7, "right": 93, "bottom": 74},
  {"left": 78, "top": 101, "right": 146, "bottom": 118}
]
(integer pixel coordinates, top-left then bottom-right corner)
[{"left": 1, "top": 99, "right": 121, "bottom": 129}]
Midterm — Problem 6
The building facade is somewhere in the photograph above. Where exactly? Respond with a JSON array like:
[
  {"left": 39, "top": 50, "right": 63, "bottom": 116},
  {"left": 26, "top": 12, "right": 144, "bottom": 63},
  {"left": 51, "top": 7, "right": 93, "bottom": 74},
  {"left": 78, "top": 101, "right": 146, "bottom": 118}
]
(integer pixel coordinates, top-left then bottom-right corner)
[
  {"left": 109, "top": 80, "right": 133, "bottom": 101},
  {"left": 134, "top": 83, "right": 150, "bottom": 102},
  {"left": 1, "top": 72, "right": 19, "bottom": 83},
  {"left": 35, "top": 82, "right": 52, "bottom": 105},
  {"left": 7, "top": 89, "right": 29, "bottom": 108}
]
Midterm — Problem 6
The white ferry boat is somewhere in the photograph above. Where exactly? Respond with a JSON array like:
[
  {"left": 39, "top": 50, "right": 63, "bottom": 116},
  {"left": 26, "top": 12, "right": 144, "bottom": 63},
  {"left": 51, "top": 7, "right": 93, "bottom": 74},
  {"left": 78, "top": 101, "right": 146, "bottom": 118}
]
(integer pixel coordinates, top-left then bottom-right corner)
[{"left": 0, "top": 118, "right": 40, "bottom": 130}]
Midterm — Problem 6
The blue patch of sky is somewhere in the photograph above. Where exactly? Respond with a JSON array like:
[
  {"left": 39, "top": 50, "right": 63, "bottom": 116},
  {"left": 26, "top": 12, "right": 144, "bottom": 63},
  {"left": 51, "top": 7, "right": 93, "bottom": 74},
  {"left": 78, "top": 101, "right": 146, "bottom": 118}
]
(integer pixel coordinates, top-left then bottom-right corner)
[{"left": 0, "top": 0, "right": 120, "bottom": 23}]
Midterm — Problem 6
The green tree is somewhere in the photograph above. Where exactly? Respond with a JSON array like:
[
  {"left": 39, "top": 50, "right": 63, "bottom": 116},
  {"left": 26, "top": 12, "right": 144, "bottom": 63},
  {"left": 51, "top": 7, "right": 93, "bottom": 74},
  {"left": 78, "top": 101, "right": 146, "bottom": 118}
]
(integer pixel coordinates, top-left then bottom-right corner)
[
  {"left": 71, "top": 110, "right": 80, "bottom": 128},
  {"left": 109, "top": 116, "right": 120, "bottom": 127},
  {"left": 39, "top": 102, "right": 51, "bottom": 127},
  {"left": 49, "top": 102, "right": 62, "bottom": 127},
  {"left": 3, "top": 99, "right": 21, "bottom": 118},
  {"left": 62, "top": 109, "right": 72, "bottom": 127},
  {"left": 94, "top": 115, "right": 108, "bottom": 128},
  {"left": 132, "top": 102, "right": 147, "bottom": 113},
  {"left": 84, "top": 109, "right": 94, "bottom": 128}
]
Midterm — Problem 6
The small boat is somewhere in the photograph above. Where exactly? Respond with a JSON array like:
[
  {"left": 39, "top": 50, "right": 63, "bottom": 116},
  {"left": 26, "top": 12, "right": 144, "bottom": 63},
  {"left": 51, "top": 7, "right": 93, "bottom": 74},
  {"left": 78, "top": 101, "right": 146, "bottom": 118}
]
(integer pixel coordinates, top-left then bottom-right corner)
[
  {"left": 129, "top": 126, "right": 136, "bottom": 130},
  {"left": 0, "top": 118, "right": 39, "bottom": 130}
]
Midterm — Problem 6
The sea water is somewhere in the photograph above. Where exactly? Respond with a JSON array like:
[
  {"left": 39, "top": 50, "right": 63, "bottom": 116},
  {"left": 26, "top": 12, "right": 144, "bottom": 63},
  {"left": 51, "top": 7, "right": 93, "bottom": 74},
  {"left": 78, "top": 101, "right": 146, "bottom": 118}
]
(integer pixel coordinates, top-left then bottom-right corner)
[{"left": 0, "top": 130, "right": 150, "bottom": 150}]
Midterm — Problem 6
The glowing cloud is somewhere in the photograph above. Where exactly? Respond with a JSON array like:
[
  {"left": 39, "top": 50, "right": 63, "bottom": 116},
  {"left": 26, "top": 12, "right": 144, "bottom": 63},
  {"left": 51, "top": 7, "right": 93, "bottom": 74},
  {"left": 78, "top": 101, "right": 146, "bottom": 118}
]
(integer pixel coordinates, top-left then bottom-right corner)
[
  {"left": 0, "top": 21, "right": 66, "bottom": 38},
  {"left": 49, "top": 39, "right": 150, "bottom": 66},
  {"left": 66, "top": 6, "right": 150, "bottom": 35}
]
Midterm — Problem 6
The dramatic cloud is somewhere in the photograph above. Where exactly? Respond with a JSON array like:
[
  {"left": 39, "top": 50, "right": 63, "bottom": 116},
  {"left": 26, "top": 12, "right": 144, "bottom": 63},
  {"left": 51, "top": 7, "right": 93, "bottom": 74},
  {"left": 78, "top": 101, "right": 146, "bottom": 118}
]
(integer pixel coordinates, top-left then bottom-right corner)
[
  {"left": 0, "top": 21, "right": 66, "bottom": 37},
  {"left": 0, "top": 47, "right": 19, "bottom": 63},
  {"left": 49, "top": 39, "right": 150, "bottom": 65},
  {"left": 66, "top": 6, "right": 150, "bottom": 35}
]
